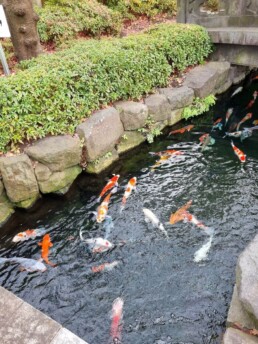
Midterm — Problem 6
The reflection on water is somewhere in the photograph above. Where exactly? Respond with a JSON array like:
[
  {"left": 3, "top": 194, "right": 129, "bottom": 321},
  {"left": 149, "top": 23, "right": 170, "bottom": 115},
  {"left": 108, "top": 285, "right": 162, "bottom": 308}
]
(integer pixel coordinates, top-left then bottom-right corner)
[{"left": 1, "top": 82, "right": 258, "bottom": 344}]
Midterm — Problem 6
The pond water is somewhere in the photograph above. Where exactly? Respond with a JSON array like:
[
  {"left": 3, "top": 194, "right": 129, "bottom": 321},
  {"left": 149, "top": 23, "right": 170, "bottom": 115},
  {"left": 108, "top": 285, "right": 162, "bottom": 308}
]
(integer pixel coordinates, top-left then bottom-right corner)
[{"left": 1, "top": 79, "right": 258, "bottom": 344}]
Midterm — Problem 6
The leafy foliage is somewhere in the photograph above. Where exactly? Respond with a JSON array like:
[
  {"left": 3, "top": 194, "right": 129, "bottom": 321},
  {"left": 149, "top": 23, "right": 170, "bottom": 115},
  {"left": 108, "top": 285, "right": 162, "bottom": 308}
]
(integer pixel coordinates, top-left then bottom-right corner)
[
  {"left": 36, "top": 0, "right": 122, "bottom": 44},
  {"left": 182, "top": 95, "right": 216, "bottom": 120},
  {"left": 203, "top": 0, "right": 219, "bottom": 12},
  {"left": 0, "top": 24, "right": 212, "bottom": 152}
]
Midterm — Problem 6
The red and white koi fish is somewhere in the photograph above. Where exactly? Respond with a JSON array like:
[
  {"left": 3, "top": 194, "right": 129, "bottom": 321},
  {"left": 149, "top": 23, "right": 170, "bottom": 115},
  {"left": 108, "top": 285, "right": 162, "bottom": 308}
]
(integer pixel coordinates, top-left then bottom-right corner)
[
  {"left": 12, "top": 228, "right": 46, "bottom": 243},
  {"left": 110, "top": 297, "right": 124, "bottom": 344},
  {"left": 245, "top": 91, "right": 258, "bottom": 110},
  {"left": 149, "top": 149, "right": 182, "bottom": 157},
  {"left": 183, "top": 211, "right": 214, "bottom": 235},
  {"left": 199, "top": 133, "right": 209, "bottom": 143},
  {"left": 97, "top": 175, "right": 120, "bottom": 202},
  {"left": 121, "top": 177, "right": 137, "bottom": 209},
  {"left": 38, "top": 234, "right": 56, "bottom": 267},
  {"left": 96, "top": 189, "right": 116, "bottom": 223},
  {"left": 225, "top": 108, "right": 233, "bottom": 125},
  {"left": 213, "top": 117, "right": 222, "bottom": 125},
  {"left": 79, "top": 230, "right": 113, "bottom": 253},
  {"left": 0, "top": 257, "right": 47, "bottom": 272},
  {"left": 231, "top": 141, "right": 246, "bottom": 163},
  {"left": 169, "top": 125, "right": 194, "bottom": 135},
  {"left": 236, "top": 113, "right": 252, "bottom": 131},
  {"left": 91, "top": 261, "right": 120, "bottom": 273}
]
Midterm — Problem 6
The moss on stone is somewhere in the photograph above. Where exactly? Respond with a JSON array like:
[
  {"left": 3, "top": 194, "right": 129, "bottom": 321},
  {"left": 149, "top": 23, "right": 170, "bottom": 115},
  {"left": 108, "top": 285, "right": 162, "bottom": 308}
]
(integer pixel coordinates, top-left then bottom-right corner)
[
  {"left": 117, "top": 131, "right": 146, "bottom": 155},
  {"left": 86, "top": 150, "right": 119, "bottom": 174}
]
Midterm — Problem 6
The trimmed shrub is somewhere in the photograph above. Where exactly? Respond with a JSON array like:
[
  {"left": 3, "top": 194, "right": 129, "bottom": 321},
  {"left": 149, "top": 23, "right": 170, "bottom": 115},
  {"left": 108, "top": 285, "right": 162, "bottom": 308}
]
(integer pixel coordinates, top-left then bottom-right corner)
[
  {"left": 36, "top": 0, "right": 122, "bottom": 44},
  {"left": 0, "top": 24, "right": 212, "bottom": 152}
]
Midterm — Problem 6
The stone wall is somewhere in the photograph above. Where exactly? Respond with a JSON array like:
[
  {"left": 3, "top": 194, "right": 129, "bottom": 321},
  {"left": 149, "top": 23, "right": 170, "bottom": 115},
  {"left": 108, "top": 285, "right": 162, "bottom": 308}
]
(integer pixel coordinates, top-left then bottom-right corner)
[{"left": 0, "top": 62, "right": 250, "bottom": 227}]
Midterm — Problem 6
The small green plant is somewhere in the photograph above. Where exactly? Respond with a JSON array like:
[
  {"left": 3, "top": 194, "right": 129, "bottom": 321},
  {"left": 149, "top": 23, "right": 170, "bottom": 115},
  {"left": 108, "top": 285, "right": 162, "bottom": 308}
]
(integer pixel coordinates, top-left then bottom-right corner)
[
  {"left": 203, "top": 0, "right": 219, "bottom": 12},
  {"left": 182, "top": 95, "right": 216, "bottom": 120},
  {"left": 121, "top": 134, "right": 128, "bottom": 140},
  {"left": 104, "top": 151, "right": 113, "bottom": 158},
  {"left": 138, "top": 116, "right": 162, "bottom": 143}
]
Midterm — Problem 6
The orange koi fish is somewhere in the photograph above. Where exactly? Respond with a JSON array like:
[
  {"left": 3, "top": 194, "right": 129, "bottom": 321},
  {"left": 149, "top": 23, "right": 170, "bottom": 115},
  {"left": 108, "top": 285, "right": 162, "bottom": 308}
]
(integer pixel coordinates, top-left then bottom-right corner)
[
  {"left": 12, "top": 228, "right": 46, "bottom": 243},
  {"left": 169, "top": 200, "right": 192, "bottom": 225},
  {"left": 253, "top": 120, "right": 258, "bottom": 125},
  {"left": 38, "top": 234, "right": 56, "bottom": 267},
  {"left": 110, "top": 297, "right": 124, "bottom": 344},
  {"left": 151, "top": 155, "right": 170, "bottom": 171},
  {"left": 199, "top": 133, "right": 209, "bottom": 143},
  {"left": 245, "top": 91, "right": 258, "bottom": 110},
  {"left": 149, "top": 149, "right": 182, "bottom": 157},
  {"left": 236, "top": 113, "right": 252, "bottom": 131},
  {"left": 183, "top": 211, "right": 214, "bottom": 236},
  {"left": 96, "top": 191, "right": 115, "bottom": 223},
  {"left": 121, "top": 177, "right": 137, "bottom": 208},
  {"left": 213, "top": 117, "right": 222, "bottom": 125},
  {"left": 169, "top": 125, "right": 194, "bottom": 135},
  {"left": 225, "top": 108, "right": 233, "bottom": 125},
  {"left": 91, "top": 261, "right": 120, "bottom": 273},
  {"left": 231, "top": 141, "right": 246, "bottom": 163},
  {"left": 97, "top": 175, "right": 120, "bottom": 202}
]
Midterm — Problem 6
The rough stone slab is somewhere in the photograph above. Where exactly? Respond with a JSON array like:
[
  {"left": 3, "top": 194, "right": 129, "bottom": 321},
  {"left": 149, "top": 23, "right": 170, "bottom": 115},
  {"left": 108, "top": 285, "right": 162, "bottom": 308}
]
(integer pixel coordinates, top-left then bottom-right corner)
[
  {"left": 0, "top": 154, "right": 39, "bottom": 203},
  {"left": 115, "top": 101, "right": 148, "bottom": 130},
  {"left": 25, "top": 135, "right": 81, "bottom": 172},
  {"left": 158, "top": 86, "right": 194, "bottom": 110},
  {"left": 86, "top": 149, "right": 119, "bottom": 174},
  {"left": 230, "top": 65, "right": 250, "bottom": 85},
  {"left": 144, "top": 94, "right": 171, "bottom": 122},
  {"left": 222, "top": 328, "right": 258, "bottom": 344},
  {"left": 236, "top": 234, "right": 258, "bottom": 322},
  {"left": 207, "top": 27, "right": 258, "bottom": 46},
  {"left": 51, "top": 328, "right": 89, "bottom": 344},
  {"left": 117, "top": 131, "right": 146, "bottom": 155},
  {"left": 0, "top": 192, "right": 14, "bottom": 226},
  {"left": 38, "top": 166, "right": 82, "bottom": 194},
  {"left": 183, "top": 64, "right": 218, "bottom": 98},
  {"left": 15, "top": 194, "right": 39, "bottom": 209},
  {"left": 168, "top": 109, "right": 183, "bottom": 126},
  {"left": 228, "top": 285, "right": 256, "bottom": 330},
  {"left": 0, "top": 287, "right": 23, "bottom": 327},
  {"left": 207, "top": 61, "right": 231, "bottom": 94},
  {"left": 35, "top": 163, "right": 52, "bottom": 182}
]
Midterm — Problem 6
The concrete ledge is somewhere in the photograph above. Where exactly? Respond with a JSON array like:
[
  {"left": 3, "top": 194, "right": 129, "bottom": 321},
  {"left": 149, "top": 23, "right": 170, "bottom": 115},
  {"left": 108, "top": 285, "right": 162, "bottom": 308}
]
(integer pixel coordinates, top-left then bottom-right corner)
[{"left": 208, "top": 27, "right": 258, "bottom": 46}]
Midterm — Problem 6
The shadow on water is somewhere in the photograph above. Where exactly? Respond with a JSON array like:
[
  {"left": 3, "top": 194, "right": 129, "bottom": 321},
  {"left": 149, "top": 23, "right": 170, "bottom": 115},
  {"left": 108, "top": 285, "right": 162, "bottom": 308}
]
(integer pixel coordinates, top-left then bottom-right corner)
[{"left": 1, "top": 76, "right": 258, "bottom": 343}]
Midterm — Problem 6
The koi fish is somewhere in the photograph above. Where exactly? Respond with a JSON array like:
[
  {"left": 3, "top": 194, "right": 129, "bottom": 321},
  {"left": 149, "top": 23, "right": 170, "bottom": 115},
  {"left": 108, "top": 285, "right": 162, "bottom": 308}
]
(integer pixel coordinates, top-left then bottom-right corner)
[
  {"left": 142, "top": 208, "right": 168, "bottom": 238},
  {"left": 110, "top": 297, "right": 124, "bottom": 344},
  {"left": 121, "top": 177, "right": 137, "bottom": 209},
  {"left": 231, "top": 87, "right": 243, "bottom": 97},
  {"left": 231, "top": 141, "right": 246, "bottom": 163},
  {"left": 183, "top": 211, "right": 214, "bottom": 235},
  {"left": 168, "top": 125, "right": 194, "bottom": 135},
  {"left": 149, "top": 149, "right": 182, "bottom": 157},
  {"left": 224, "top": 131, "right": 242, "bottom": 138},
  {"left": 245, "top": 91, "right": 258, "bottom": 110},
  {"left": 38, "top": 234, "right": 56, "bottom": 267},
  {"left": 199, "top": 133, "right": 209, "bottom": 143},
  {"left": 169, "top": 200, "right": 192, "bottom": 225},
  {"left": 213, "top": 117, "right": 222, "bottom": 125},
  {"left": 225, "top": 108, "right": 234, "bottom": 125},
  {"left": 97, "top": 175, "right": 120, "bottom": 202},
  {"left": 201, "top": 134, "right": 215, "bottom": 152},
  {"left": 91, "top": 261, "right": 120, "bottom": 273},
  {"left": 253, "top": 120, "right": 258, "bottom": 125},
  {"left": 236, "top": 113, "right": 252, "bottom": 131},
  {"left": 194, "top": 235, "right": 213, "bottom": 263},
  {"left": 211, "top": 122, "right": 223, "bottom": 132},
  {"left": 96, "top": 189, "right": 116, "bottom": 223},
  {"left": 151, "top": 155, "right": 170, "bottom": 171},
  {"left": 0, "top": 257, "right": 47, "bottom": 272},
  {"left": 12, "top": 228, "right": 46, "bottom": 243},
  {"left": 79, "top": 230, "right": 113, "bottom": 253}
]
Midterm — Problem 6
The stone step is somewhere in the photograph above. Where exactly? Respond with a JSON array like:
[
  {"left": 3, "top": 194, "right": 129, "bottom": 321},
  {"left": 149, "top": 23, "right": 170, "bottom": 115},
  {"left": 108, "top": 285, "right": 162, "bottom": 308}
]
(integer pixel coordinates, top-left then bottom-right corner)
[{"left": 207, "top": 27, "right": 258, "bottom": 45}]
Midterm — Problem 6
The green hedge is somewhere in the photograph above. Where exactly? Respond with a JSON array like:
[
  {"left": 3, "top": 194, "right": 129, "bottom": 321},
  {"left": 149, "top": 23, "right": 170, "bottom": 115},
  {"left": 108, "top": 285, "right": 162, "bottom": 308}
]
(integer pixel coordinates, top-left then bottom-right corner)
[
  {"left": 0, "top": 24, "right": 212, "bottom": 152},
  {"left": 36, "top": 0, "right": 122, "bottom": 44}
]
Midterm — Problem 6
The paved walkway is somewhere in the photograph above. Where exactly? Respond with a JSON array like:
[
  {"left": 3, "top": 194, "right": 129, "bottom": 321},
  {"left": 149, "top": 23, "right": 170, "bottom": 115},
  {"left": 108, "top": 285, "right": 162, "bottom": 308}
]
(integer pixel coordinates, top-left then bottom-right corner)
[{"left": 0, "top": 286, "right": 89, "bottom": 344}]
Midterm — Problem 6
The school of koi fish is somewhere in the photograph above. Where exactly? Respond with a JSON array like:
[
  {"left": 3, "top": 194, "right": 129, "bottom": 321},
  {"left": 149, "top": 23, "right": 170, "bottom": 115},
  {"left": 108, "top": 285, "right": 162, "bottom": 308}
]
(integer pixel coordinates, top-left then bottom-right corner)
[{"left": 1, "top": 77, "right": 258, "bottom": 344}]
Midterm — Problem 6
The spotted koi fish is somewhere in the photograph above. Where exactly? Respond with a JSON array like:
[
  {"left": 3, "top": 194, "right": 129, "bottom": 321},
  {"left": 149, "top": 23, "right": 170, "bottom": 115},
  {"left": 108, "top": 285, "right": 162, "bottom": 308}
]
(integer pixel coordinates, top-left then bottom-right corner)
[
  {"left": 149, "top": 149, "right": 182, "bottom": 157},
  {"left": 121, "top": 177, "right": 137, "bottom": 209},
  {"left": 12, "top": 228, "right": 46, "bottom": 243},
  {"left": 231, "top": 141, "right": 246, "bottom": 163},
  {"left": 236, "top": 113, "right": 252, "bottom": 131},
  {"left": 96, "top": 189, "right": 116, "bottom": 223},
  {"left": 183, "top": 211, "right": 214, "bottom": 236},
  {"left": 245, "top": 91, "right": 258, "bottom": 110},
  {"left": 38, "top": 234, "right": 56, "bottom": 267},
  {"left": 151, "top": 155, "right": 170, "bottom": 171},
  {"left": 97, "top": 175, "right": 120, "bottom": 202},
  {"left": 110, "top": 297, "right": 124, "bottom": 344},
  {"left": 91, "top": 261, "right": 120, "bottom": 273},
  {"left": 169, "top": 125, "right": 194, "bottom": 135}
]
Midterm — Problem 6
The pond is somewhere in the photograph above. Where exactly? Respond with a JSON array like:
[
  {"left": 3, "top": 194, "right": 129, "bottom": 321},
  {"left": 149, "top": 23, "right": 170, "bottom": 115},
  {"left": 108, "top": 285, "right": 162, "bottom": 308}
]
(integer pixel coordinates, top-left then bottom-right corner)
[{"left": 1, "top": 79, "right": 258, "bottom": 344}]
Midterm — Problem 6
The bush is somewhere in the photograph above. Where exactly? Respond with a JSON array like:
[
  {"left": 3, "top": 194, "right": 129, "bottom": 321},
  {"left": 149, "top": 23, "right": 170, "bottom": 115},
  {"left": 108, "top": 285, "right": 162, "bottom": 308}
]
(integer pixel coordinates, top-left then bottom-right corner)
[
  {"left": 0, "top": 24, "right": 212, "bottom": 152},
  {"left": 36, "top": 0, "right": 122, "bottom": 44}
]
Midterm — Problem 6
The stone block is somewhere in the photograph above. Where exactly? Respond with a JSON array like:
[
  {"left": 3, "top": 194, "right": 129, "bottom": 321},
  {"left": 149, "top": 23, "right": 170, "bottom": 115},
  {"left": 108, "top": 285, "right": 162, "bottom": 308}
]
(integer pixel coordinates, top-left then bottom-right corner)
[
  {"left": 236, "top": 234, "right": 258, "bottom": 322},
  {"left": 0, "top": 154, "right": 39, "bottom": 203},
  {"left": 86, "top": 149, "right": 119, "bottom": 174},
  {"left": 35, "top": 163, "right": 52, "bottom": 182},
  {"left": 26, "top": 135, "right": 81, "bottom": 172},
  {"left": 0, "top": 287, "right": 23, "bottom": 328},
  {"left": 230, "top": 65, "right": 250, "bottom": 85},
  {"left": 222, "top": 328, "right": 258, "bottom": 344},
  {"left": 145, "top": 94, "right": 171, "bottom": 122},
  {"left": 51, "top": 328, "right": 89, "bottom": 344},
  {"left": 0, "top": 192, "right": 14, "bottom": 226},
  {"left": 158, "top": 86, "right": 194, "bottom": 110},
  {"left": 115, "top": 101, "right": 148, "bottom": 130},
  {"left": 168, "top": 109, "right": 183, "bottom": 126},
  {"left": 117, "top": 131, "right": 146, "bottom": 155},
  {"left": 183, "top": 64, "right": 218, "bottom": 98},
  {"left": 76, "top": 107, "right": 124, "bottom": 162},
  {"left": 207, "top": 61, "right": 231, "bottom": 94},
  {"left": 38, "top": 166, "right": 82, "bottom": 194},
  {"left": 15, "top": 194, "right": 40, "bottom": 209}
]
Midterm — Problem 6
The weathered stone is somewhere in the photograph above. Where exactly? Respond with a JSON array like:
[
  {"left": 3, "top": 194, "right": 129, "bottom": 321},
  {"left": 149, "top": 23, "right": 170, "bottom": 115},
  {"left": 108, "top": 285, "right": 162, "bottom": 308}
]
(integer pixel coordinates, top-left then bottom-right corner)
[
  {"left": 230, "top": 65, "right": 250, "bottom": 85},
  {"left": 207, "top": 61, "right": 231, "bottom": 94},
  {"left": 0, "top": 180, "right": 4, "bottom": 197},
  {"left": 115, "top": 101, "right": 148, "bottom": 130},
  {"left": 53, "top": 185, "right": 71, "bottom": 196},
  {"left": 0, "top": 193, "right": 14, "bottom": 226},
  {"left": 236, "top": 234, "right": 258, "bottom": 322},
  {"left": 117, "top": 131, "right": 146, "bottom": 154},
  {"left": 183, "top": 64, "right": 218, "bottom": 98},
  {"left": 0, "top": 287, "right": 24, "bottom": 327},
  {"left": 227, "top": 285, "right": 256, "bottom": 329},
  {"left": 216, "top": 79, "right": 233, "bottom": 95},
  {"left": 0, "top": 154, "right": 39, "bottom": 203},
  {"left": 35, "top": 163, "right": 52, "bottom": 182},
  {"left": 150, "top": 120, "right": 168, "bottom": 132},
  {"left": 208, "top": 27, "right": 258, "bottom": 46},
  {"left": 222, "top": 328, "right": 258, "bottom": 344},
  {"left": 15, "top": 194, "right": 39, "bottom": 209},
  {"left": 76, "top": 107, "right": 124, "bottom": 162},
  {"left": 51, "top": 328, "right": 89, "bottom": 344},
  {"left": 168, "top": 109, "right": 183, "bottom": 126},
  {"left": 145, "top": 94, "right": 171, "bottom": 122},
  {"left": 158, "top": 86, "right": 194, "bottom": 110},
  {"left": 86, "top": 150, "right": 119, "bottom": 174},
  {"left": 38, "top": 166, "right": 82, "bottom": 194},
  {"left": 25, "top": 135, "right": 81, "bottom": 172}
]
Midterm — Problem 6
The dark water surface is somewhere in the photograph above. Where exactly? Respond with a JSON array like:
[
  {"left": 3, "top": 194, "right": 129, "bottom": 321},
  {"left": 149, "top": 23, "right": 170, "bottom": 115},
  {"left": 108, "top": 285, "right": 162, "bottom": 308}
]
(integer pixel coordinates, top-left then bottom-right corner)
[{"left": 1, "top": 84, "right": 258, "bottom": 344}]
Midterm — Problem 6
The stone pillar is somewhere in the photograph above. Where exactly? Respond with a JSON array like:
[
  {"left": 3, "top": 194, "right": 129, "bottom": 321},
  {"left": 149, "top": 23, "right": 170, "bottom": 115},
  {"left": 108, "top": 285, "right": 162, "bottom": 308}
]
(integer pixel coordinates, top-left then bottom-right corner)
[{"left": 176, "top": 0, "right": 186, "bottom": 23}]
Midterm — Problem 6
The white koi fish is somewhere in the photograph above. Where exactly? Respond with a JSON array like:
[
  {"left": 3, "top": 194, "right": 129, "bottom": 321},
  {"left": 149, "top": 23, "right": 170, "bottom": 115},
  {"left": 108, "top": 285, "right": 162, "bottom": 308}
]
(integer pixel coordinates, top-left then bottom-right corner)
[
  {"left": 12, "top": 228, "right": 46, "bottom": 243},
  {"left": 231, "top": 87, "right": 243, "bottom": 98},
  {"left": 142, "top": 208, "right": 168, "bottom": 238},
  {"left": 0, "top": 257, "right": 47, "bottom": 272},
  {"left": 80, "top": 230, "right": 113, "bottom": 253},
  {"left": 194, "top": 235, "right": 213, "bottom": 263},
  {"left": 110, "top": 297, "right": 124, "bottom": 344},
  {"left": 225, "top": 108, "right": 234, "bottom": 125}
]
